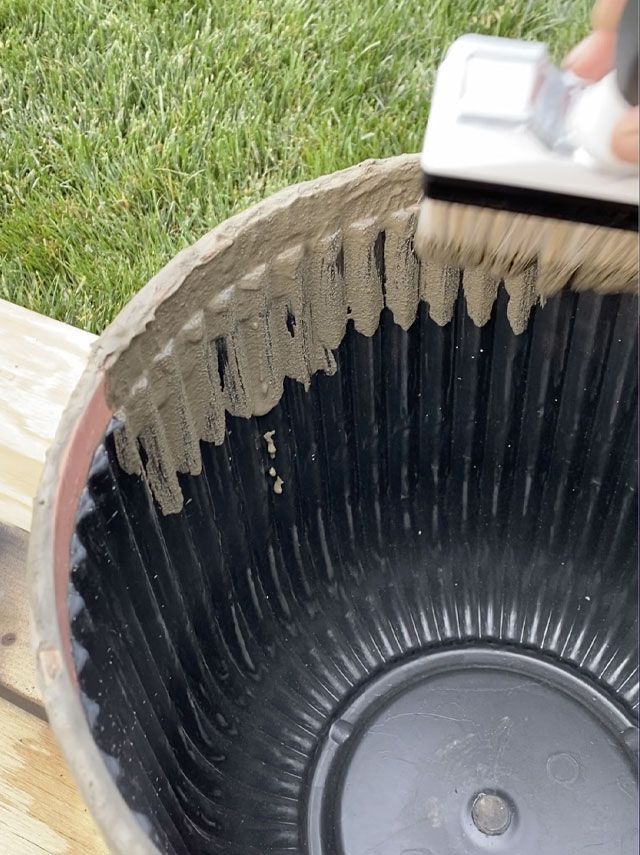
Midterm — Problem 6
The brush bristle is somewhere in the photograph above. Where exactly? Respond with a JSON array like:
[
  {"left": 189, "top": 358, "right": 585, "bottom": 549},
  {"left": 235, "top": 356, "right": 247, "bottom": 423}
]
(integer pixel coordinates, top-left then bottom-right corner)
[{"left": 415, "top": 198, "right": 639, "bottom": 297}]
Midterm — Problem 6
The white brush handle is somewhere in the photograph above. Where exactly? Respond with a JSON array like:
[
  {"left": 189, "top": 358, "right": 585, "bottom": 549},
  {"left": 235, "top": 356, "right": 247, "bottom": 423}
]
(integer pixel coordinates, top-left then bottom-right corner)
[
  {"left": 421, "top": 34, "right": 639, "bottom": 205},
  {"left": 571, "top": 72, "right": 638, "bottom": 175}
]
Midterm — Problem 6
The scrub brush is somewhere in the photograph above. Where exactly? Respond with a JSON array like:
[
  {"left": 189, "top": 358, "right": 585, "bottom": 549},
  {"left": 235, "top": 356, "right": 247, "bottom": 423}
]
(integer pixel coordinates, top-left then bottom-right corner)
[{"left": 415, "top": 0, "right": 639, "bottom": 300}]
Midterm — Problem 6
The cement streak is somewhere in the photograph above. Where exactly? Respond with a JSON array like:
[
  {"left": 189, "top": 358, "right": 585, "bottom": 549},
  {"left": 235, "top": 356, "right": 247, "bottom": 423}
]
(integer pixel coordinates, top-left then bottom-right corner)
[{"left": 94, "top": 155, "right": 632, "bottom": 513}]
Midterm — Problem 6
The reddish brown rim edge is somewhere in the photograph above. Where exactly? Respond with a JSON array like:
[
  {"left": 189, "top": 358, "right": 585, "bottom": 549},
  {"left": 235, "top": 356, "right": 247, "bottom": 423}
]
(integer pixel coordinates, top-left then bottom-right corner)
[{"left": 52, "top": 375, "right": 111, "bottom": 683}]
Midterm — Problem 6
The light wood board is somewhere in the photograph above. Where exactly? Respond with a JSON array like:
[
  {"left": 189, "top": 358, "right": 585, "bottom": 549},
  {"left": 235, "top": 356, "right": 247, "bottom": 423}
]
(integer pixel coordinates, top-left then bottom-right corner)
[
  {"left": 0, "top": 693, "right": 107, "bottom": 854},
  {"left": 0, "top": 298, "right": 96, "bottom": 532}
]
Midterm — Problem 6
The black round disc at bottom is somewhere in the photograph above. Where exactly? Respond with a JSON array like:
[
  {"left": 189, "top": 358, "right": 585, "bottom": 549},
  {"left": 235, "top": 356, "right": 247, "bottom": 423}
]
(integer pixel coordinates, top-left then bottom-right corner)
[{"left": 306, "top": 648, "right": 638, "bottom": 855}]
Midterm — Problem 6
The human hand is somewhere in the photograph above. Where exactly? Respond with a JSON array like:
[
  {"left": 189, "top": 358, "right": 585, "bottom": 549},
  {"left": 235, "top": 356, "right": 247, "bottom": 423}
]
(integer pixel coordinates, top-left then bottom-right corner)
[{"left": 563, "top": 0, "right": 639, "bottom": 163}]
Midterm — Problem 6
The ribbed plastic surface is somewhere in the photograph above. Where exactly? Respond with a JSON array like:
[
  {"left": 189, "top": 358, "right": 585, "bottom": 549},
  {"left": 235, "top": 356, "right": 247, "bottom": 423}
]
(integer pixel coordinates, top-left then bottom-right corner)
[{"left": 69, "top": 287, "right": 638, "bottom": 854}]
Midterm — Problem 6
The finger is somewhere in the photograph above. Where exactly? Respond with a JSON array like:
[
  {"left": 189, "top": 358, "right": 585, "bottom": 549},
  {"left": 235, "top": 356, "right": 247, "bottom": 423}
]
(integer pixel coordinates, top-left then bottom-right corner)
[
  {"left": 563, "top": 30, "right": 616, "bottom": 80},
  {"left": 592, "top": 0, "right": 626, "bottom": 31},
  {"left": 611, "top": 106, "right": 640, "bottom": 162}
]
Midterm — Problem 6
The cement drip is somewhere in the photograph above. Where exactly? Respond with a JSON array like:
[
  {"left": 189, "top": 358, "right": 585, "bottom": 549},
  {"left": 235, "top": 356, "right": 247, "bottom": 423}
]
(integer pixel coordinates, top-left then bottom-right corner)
[
  {"left": 94, "top": 155, "right": 635, "bottom": 514},
  {"left": 98, "top": 156, "right": 422, "bottom": 512}
]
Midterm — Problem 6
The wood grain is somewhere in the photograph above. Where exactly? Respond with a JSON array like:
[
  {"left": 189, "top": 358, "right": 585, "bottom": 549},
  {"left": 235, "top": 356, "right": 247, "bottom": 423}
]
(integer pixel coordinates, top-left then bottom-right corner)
[
  {"left": 0, "top": 694, "right": 107, "bottom": 854},
  {"left": 0, "top": 522, "right": 38, "bottom": 709},
  {"left": 0, "top": 299, "right": 95, "bottom": 532}
]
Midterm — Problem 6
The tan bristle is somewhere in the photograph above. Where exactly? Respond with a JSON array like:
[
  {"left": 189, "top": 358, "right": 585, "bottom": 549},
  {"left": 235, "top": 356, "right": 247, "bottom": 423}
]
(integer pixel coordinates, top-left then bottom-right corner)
[{"left": 415, "top": 198, "right": 639, "bottom": 305}]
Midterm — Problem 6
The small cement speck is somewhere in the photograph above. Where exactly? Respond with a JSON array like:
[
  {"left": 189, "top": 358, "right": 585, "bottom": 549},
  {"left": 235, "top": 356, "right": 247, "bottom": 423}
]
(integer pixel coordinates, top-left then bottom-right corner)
[{"left": 263, "top": 430, "right": 277, "bottom": 458}]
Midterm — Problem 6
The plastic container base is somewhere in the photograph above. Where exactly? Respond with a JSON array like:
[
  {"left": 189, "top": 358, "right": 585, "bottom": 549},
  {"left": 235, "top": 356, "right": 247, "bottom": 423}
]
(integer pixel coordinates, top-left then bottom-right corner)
[{"left": 306, "top": 647, "right": 637, "bottom": 855}]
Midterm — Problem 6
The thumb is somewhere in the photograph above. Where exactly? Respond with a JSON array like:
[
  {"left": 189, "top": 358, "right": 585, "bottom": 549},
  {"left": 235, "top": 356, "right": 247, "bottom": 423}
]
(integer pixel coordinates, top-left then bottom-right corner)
[{"left": 611, "top": 106, "right": 640, "bottom": 163}]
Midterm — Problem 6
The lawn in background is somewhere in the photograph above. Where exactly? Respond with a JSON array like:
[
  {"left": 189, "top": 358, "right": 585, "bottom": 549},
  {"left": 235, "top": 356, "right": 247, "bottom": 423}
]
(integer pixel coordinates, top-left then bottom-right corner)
[{"left": 1, "top": 0, "right": 590, "bottom": 332}]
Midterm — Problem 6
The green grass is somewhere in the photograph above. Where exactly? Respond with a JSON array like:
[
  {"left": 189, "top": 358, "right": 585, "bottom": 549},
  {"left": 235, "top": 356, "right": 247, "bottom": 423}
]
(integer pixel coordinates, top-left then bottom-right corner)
[{"left": 0, "top": 0, "right": 590, "bottom": 332}]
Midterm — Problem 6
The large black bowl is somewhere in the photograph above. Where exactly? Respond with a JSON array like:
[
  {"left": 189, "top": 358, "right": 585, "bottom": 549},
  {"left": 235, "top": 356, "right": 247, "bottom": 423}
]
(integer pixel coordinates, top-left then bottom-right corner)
[{"left": 31, "top": 156, "right": 638, "bottom": 855}]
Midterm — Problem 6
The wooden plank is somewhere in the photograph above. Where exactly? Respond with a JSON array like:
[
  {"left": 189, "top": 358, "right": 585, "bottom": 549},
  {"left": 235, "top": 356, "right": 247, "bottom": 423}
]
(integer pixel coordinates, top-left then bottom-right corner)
[
  {"left": 0, "top": 694, "right": 107, "bottom": 854},
  {"left": 0, "top": 301, "right": 106, "bottom": 854},
  {"left": 0, "top": 522, "right": 38, "bottom": 710},
  {"left": 0, "top": 299, "right": 96, "bottom": 532}
]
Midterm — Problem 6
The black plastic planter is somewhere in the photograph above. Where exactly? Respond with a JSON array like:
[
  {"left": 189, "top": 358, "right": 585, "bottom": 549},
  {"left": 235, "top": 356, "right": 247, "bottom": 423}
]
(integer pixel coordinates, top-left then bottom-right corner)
[{"left": 30, "top": 156, "right": 638, "bottom": 855}]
